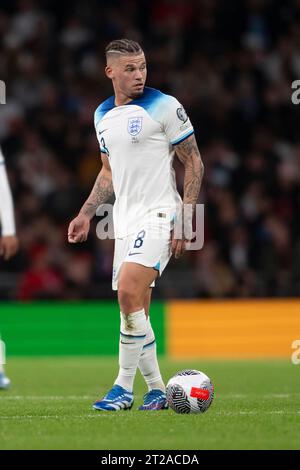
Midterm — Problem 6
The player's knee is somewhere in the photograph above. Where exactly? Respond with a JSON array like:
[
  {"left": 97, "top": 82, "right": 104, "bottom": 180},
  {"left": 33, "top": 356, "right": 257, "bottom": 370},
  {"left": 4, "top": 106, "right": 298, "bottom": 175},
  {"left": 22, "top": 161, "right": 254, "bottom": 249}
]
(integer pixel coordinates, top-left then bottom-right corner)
[{"left": 118, "top": 283, "right": 142, "bottom": 313}]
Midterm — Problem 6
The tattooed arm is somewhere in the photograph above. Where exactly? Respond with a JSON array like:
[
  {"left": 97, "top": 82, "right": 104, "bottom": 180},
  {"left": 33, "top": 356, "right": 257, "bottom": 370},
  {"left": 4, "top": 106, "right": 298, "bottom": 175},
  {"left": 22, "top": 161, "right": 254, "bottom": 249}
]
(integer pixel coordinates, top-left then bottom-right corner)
[
  {"left": 79, "top": 154, "right": 113, "bottom": 219},
  {"left": 68, "top": 153, "right": 113, "bottom": 243},
  {"left": 175, "top": 133, "right": 204, "bottom": 210},
  {"left": 172, "top": 134, "right": 204, "bottom": 258}
]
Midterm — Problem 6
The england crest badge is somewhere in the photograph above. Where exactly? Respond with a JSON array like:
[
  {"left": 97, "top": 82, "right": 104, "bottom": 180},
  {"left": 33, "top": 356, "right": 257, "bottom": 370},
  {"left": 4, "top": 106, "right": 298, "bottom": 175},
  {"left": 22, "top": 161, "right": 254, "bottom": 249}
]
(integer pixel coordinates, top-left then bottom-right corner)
[{"left": 128, "top": 117, "right": 143, "bottom": 136}]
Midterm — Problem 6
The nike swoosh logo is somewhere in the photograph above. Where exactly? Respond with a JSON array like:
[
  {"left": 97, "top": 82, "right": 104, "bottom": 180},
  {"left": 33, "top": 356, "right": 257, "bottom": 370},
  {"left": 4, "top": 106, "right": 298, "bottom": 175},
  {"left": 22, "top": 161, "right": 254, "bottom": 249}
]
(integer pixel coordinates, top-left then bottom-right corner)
[
  {"left": 98, "top": 129, "right": 108, "bottom": 135},
  {"left": 128, "top": 252, "right": 142, "bottom": 256}
]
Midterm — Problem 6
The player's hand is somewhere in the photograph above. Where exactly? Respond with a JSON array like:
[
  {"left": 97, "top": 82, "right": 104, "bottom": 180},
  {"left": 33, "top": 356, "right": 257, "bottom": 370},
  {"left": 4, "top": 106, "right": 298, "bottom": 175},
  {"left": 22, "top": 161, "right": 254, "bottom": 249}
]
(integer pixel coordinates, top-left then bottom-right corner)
[
  {"left": 171, "top": 232, "right": 187, "bottom": 259},
  {"left": 0, "top": 235, "right": 19, "bottom": 260},
  {"left": 68, "top": 213, "right": 90, "bottom": 243},
  {"left": 171, "top": 207, "right": 194, "bottom": 259}
]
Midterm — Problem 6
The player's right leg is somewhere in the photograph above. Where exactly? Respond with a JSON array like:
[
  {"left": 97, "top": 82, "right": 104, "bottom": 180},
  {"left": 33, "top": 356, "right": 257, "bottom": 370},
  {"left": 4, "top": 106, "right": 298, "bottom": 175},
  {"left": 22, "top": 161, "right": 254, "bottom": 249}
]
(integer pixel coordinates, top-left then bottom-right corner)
[{"left": 93, "top": 262, "right": 157, "bottom": 411}]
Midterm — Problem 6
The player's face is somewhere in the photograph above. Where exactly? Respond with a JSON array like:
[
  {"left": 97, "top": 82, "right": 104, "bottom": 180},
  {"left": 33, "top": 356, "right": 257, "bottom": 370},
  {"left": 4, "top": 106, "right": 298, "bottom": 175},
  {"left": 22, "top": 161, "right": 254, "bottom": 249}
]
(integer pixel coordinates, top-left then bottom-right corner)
[{"left": 108, "top": 53, "right": 147, "bottom": 99}]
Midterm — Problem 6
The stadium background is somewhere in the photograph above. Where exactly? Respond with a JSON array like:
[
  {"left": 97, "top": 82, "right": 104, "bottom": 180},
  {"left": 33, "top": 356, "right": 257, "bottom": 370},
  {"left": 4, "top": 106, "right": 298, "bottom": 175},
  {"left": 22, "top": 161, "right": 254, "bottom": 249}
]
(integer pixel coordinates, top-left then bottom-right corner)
[
  {"left": 1, "top": 0, "right": 300, "bottom": 302},
  {"left": 1, "top": 0, "right": 300, "bottom": 354},
  {"left": 0, "top": 0, "right": 300, "bottom": 450}
]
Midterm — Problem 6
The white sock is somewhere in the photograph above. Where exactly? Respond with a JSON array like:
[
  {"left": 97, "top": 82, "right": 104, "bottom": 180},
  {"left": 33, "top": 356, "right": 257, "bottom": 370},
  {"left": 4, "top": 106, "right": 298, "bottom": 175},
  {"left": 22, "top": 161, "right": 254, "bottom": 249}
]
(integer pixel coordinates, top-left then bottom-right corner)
[
  {"left": 138, "top": 317, "right": 165, "bottom": 392},
  {"left": 114, "top": 309, "right": 147, "bottom": 393},
  {"left": 0, "top": 338, "right": 5, "bottom": 373}
]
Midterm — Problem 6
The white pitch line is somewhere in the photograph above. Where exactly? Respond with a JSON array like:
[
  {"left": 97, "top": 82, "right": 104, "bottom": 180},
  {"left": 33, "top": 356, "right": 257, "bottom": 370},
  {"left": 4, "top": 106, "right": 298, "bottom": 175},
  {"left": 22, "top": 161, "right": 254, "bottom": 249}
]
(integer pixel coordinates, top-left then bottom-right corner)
[
  {"left": 0, "top": 396, "right": 94, "bottom": 400},
  {"left": 264, "top": 394, "right": 292, "bottom": 398},
  {"left": 214, "top": 410, "right": 300, "bottom": 416},
  {"left": 219, "top": 394, "right": 294, "bottom": 399},
  {"left": 0, "top": 394, "right": 296, "bottom": 401},
  {"left": 0, "top": 414, "right": 102, "bottom": 420},
  {"left": 0, "top": 411, "right": 299, "bottom": 420}
]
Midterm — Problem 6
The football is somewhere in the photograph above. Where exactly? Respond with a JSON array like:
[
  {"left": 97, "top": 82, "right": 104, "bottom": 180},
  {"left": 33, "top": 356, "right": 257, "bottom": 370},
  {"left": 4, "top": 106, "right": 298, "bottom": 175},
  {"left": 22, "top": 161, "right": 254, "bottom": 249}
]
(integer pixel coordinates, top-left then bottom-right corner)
[{"left": 166, "top": 369, "right": 214, "bottom": 414}]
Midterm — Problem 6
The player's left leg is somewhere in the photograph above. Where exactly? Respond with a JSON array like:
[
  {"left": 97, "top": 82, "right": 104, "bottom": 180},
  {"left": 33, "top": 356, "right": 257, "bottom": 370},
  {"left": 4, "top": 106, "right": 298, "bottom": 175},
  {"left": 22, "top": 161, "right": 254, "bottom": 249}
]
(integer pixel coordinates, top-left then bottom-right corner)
[{"left": 137, "top": 288, "right": 168, "bottom": 410}]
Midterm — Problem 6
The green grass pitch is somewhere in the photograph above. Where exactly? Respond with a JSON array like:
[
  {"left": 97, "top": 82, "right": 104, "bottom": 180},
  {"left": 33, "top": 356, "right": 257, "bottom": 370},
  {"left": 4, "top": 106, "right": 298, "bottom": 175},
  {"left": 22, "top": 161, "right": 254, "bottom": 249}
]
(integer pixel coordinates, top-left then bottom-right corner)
[{"left": 0, "top": 357, "right": 299, "bottom": 450}]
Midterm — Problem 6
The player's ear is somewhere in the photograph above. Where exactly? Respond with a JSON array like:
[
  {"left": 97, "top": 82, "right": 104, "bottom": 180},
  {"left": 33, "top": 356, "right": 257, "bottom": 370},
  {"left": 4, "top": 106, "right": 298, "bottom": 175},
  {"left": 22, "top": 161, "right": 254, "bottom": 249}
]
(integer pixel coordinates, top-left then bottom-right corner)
[{"left": 105, "top": 66, "right": 114, "bottom": 79}]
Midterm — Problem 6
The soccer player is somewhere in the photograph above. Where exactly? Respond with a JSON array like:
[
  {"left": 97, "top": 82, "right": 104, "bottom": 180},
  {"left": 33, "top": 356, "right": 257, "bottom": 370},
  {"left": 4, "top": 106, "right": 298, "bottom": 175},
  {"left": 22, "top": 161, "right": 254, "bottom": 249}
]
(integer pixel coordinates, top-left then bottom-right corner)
[
  {"left": 0, "top": 146, "right": 19, "bottom": 389},
  {"left": 68, "top": 39, "right": 204, "bottom": 411}
]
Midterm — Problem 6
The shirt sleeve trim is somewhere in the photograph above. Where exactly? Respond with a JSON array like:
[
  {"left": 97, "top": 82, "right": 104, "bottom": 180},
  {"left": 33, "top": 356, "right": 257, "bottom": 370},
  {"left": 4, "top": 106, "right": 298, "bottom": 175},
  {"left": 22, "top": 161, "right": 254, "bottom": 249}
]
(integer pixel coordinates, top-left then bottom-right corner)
[{"left": 171, "top": 129, "right": 194, "bottom": 146}]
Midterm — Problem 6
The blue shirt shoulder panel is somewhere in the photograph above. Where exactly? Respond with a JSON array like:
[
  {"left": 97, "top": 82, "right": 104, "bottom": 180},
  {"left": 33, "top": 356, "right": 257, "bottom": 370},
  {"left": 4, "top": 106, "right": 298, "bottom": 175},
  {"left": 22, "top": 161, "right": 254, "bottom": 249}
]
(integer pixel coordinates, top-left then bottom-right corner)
[
  {"left": 94, "top": 87, "right": 175, "bottom": 126},
  {"left": 129, "top": 87, "right": 173, "bottom": 121},
  {"left": 94, "top": 95, "right": 115, "bottom": 127}
]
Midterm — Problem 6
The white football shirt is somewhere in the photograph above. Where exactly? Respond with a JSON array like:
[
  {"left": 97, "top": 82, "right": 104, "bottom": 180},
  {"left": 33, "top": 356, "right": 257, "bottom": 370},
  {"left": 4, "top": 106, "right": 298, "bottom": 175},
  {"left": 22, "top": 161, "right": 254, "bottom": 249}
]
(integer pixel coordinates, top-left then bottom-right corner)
[
  {"left": 94, "top": 87, "right": 194, "bottom": 237},
  {"left": 0, "top": 147, "right": 16, "bottom": 237}
]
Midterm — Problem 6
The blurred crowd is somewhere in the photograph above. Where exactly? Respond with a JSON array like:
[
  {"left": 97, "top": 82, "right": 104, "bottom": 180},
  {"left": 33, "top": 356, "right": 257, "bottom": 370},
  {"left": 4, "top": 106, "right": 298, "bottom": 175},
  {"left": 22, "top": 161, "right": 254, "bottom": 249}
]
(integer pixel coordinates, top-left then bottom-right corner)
[{"left": 0, "top": 0, "right": 300, "bottom": 299}]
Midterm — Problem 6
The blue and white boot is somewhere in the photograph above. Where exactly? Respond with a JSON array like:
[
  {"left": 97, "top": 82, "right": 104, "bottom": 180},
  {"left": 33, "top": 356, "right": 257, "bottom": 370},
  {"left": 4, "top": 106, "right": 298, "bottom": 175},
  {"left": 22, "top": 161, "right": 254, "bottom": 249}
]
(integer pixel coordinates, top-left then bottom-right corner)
[
  {"left": 0, "top": 372, "right": 11, "bottom": 390},
  {"left": 93, "top": 384, "right": 134, "bottom": 411},
  {"left": 139, "top": 389, "right": 168, "bottom": 410}
]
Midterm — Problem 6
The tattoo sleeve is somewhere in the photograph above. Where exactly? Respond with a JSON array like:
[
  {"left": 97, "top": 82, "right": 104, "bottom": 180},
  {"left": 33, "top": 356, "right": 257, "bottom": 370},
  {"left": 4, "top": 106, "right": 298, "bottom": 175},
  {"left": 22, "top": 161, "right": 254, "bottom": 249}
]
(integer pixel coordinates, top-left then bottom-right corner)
[
  {"left": 174, "top": 134, "right": 204, "bottom": 211},
  {"left": 79, "top": 168, "right": 114, "bottom": 219}
]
